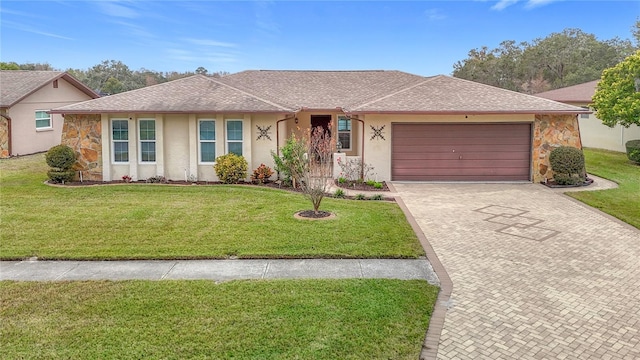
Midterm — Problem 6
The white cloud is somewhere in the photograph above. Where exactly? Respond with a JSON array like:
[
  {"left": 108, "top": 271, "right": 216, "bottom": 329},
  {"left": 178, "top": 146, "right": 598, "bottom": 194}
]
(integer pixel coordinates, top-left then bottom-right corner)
[
  {"left": 95, "top": 1, "right": 139, "bottom": 19},
  {"left": 425, "top": 8, "right": 447, "bottom": 21},
  {"left": 491, "top": 0, "right": 520, "bottom": 11},
  {"left": 184, "top": 39, "right": 237, "bottom": 48},
  {"left": 2, "top": 20, "right": 73, "bottom": 40},
  {"left": 525, "top": 0, "right": 560, "bottom": 9}
]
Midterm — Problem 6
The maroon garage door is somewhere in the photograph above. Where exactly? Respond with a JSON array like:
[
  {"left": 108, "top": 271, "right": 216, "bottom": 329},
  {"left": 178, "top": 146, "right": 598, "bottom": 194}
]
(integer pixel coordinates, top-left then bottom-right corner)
[{"left": 392, "top": 123, "right": 532, "bottom": 181}]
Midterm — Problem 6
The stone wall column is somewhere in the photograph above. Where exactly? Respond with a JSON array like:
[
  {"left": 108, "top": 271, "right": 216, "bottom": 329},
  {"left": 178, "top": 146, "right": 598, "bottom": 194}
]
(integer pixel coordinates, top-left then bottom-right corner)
[
  {"left": 532, "top": 114, "right": 582, "bottom": 183},
  {"left": 61, "top": 114, "right": 102, "bottom": 181}
]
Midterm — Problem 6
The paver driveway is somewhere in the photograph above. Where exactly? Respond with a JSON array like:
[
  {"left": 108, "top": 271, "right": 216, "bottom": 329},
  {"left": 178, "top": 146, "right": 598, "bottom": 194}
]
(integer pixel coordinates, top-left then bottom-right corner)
[{"left": 394, "top": 183, "right": 640, "bottom": 360}]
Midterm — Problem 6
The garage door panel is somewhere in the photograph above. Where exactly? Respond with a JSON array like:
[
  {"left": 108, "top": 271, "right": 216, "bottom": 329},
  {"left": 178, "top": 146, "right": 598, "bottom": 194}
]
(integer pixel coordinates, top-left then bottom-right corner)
[
  {"left": 393, "top": 144, "right": 531, "bottom": 153},
  {"left": 395, "top": 159, "right": 531, "bottom": 169},
  {"left": 395, "top": 152, "right": 530, "bottom": 161},
  {"left": 392, "top": 123, "right": 531, "bottom": 181}
]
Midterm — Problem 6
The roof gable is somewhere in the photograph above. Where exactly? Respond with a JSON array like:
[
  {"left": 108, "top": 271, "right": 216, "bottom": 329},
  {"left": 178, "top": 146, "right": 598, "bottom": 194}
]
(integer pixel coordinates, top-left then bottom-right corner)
[
  {"left": 53, "top": 75, "right": 290, "bottom": 114},
  {"left": 217, "top": 70, "right": 427, "bottom": 110},
  {"left": 534, "top": 80, "right": 599, "bottom": 103},
  {"left": 352, "top": 75, "right": 586, "bottom": 114},
  {"left": 0, "top": 70, "right": 99, "bottom": 107}
]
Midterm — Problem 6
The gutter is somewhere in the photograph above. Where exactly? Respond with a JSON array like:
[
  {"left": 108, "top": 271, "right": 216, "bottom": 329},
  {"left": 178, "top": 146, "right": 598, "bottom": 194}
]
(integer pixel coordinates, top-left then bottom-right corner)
[{"left": 347, "top": 110, "right": 591, "bottom": 115}]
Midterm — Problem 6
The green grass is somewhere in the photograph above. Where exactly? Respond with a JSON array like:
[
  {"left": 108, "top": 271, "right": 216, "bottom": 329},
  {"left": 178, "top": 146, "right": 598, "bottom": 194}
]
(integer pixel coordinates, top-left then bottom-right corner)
[
  {"left": 568, "top": 148, "right": 640, "bottom": 229},
  {"left": 0, "top": 154, "right": 423, "bottom": 260},
  {"left": 0, "top": 279, "right": 438, "bottom": 359}
]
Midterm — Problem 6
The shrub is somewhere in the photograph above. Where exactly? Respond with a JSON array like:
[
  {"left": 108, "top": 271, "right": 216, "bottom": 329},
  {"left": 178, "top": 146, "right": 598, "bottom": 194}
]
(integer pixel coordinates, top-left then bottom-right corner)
[
  {"left": 334, "top": 189, "right": 346, "bottom": 198},
  {"left": 549, "top": 146, "right": 586, "bottom": 185},
  {"left": 373, "top": 182, "right": 383, "bottom": 189},
  {"left": 122, "top": 175, "right": 132, "bottom": 183},
  {"left": 271, "top": 136, "right": 301, "bottom": 185},
  {"left": 626, "top": 139, "right": 640, "bottom": 164},
  {"left": 46, "top": 145, "right": 76, "bottom": 170},
  {"left": 366, "top": 180, "right": 376, "bottom": 186},
  {"left": 369, "top": 194, "right": 384, "bottom": 200},
  {"left": 251, "top": 164, "right": 274, "bottom": 184},
  {"left": 354, "top": 193, "right": 366, "bottom": 200},
  {"left": 336, "top": 157, "right": 375, "bottom": 181},
  {"left": 47, "top": 169, "right": 75, "bottom": 183},
  {"left": 214, "top": 153, "right": 248, "bottom": 184},
  {"left": 146, "top": 175, "right": 167, "bottom": 183},
  {"left": 337, "top": 177, "right": 347, "bottom": 184},
  {"left": 45, "top": 145, "right": 76, "bottom": 183}
]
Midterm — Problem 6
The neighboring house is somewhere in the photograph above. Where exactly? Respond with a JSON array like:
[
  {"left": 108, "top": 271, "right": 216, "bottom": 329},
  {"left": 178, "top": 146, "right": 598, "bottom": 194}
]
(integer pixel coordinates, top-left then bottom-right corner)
[
  {"left": 0, "top": 71, "right": 99, "bottom": 158},
  {"left": 535, "top": 80, "right": 640, "bottom": 153},
  {"left": 50, "top": 70, "right": 587, "bottom": 183}
]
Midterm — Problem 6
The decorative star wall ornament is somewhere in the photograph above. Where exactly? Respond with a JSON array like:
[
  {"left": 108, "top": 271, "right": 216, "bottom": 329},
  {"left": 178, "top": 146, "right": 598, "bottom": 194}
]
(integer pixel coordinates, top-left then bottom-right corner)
[
  {"left": 370, "top": 125, "right": 386, "bottom": 140},
  {"left": 256, "top": 125, "right": 272, "bottom": 141}
]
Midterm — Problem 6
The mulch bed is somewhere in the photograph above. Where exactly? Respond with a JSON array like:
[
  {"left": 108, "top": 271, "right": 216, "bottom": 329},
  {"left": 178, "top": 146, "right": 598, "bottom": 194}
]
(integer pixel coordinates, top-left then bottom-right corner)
[{"left": 542, "top": 177, "right": 594, "bottom": 188}]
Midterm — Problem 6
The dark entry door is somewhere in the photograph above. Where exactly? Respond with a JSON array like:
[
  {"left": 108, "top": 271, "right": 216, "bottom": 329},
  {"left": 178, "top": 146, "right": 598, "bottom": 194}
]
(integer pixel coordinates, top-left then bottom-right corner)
[{"left": 310, "top": 115, "right": 331, "bottom": 134}]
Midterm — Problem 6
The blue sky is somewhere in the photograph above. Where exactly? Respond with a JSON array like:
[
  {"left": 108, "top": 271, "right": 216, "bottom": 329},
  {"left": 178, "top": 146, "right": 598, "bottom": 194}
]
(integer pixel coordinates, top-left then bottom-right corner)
[{"left": 1, "top": 1, "right": 638, "bottom": 76}]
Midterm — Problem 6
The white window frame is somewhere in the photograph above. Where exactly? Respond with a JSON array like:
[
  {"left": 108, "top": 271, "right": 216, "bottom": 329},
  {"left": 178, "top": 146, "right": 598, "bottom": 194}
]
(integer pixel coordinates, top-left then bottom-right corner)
[
  {"left": 111, "top": 119, "right": 129, "bottom": 163},
  {"left": 35, "top": 110, "right": 52, "bottom": 130},
  {"left": 226, "top": 119, "right": 243, "bottom": 156},
  {"left": 138, "top": 119, "right": 156, "bottom": 163},
  {"left": 337, "top": 116, "right": 352, "bottom": 151},
  {"left": 198, "top": 119, "right": 216, "bottom": 164}
]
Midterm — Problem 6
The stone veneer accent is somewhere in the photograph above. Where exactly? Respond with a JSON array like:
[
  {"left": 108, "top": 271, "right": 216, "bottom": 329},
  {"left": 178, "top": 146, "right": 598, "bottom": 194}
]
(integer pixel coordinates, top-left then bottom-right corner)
[
  {"left": 61, "top": 114, "right": 103, "bottom": 181},
  {"left": 0, "top": 113, "right": 9, "bottom": 158},
  {"left": 532, "top": 114, "right": 582, "bottom": 183}
]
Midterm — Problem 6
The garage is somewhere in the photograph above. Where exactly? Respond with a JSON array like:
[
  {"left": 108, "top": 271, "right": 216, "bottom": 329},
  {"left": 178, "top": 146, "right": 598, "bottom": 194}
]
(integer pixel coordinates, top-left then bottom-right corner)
[{"left": 391, "top": 123, "right": 532, "bottom": 181}]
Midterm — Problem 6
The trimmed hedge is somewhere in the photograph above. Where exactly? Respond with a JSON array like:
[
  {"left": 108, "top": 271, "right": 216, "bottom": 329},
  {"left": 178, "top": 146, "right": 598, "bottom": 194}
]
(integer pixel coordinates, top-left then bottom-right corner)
[
  {"left": 549, "top": 146, "right": 586, "bottom": 185},
  {"left": 626, "top": 139, "right": 640, "bottom": 164}
]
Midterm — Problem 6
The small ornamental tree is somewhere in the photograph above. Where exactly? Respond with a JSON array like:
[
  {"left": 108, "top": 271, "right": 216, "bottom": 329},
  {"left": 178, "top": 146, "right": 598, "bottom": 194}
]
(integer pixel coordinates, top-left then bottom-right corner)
[
  {"left": 591, "top": 50, "right": 640, "bottom": 128},
  {"left": 276, "top": 126, "right": 336, "bottom": 214},
  {"left": 45, "top": 145, "right": 76, "bottom": 183}
]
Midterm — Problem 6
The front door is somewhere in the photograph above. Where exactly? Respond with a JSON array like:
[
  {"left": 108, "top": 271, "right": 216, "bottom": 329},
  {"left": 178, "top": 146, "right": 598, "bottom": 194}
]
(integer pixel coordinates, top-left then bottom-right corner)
[{"left": 310, "top": 115, "right": 331, "bottom": 134}]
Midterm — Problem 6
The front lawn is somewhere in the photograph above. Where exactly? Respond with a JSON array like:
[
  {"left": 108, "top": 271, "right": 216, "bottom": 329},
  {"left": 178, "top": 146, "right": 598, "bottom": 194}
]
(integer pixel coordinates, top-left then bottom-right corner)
[
  {"left": 0, "top": 154, "right": 424, "bottom": 260},
  {"left": 569, "top": 148, "right": 640, "bottom": 229},
  {"left": 0, "top": 279, "right": 438, "bottom": 359}
]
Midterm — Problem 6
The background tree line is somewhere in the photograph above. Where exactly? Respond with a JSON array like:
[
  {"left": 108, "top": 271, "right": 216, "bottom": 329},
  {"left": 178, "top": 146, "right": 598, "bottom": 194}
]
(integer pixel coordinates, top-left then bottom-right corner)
[
  {"left": 453, "top": 20, "right": 640, "bottom": 93},
  {"left": 0, "top": 60, "right": 227, "bottom": 95}
]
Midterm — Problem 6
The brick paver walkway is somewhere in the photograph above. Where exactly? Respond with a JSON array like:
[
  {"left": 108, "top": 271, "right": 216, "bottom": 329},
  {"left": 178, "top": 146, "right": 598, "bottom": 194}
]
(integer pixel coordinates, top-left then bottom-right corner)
[{"left": 394, "top": 183, "right": 640, "bottom": 360}]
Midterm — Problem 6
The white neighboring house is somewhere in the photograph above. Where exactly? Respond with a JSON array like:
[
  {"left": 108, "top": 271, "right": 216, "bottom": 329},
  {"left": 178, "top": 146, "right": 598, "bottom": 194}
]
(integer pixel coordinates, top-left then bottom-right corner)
[
  {"left": 536, "top": 80, "right": 640, "bottom": 152},
  {"left": 0, "top": 71, "right": 99, "bottom": 157}
]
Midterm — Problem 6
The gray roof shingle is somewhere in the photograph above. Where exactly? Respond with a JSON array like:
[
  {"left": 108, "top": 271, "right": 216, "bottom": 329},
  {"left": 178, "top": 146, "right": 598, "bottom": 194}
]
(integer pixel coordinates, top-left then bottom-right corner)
[
  {"left": 0, "top": 70, "right": 98, "bottom": 107},
  {"left": 51, "top": 70, "right": 587, "bottom": 115}
]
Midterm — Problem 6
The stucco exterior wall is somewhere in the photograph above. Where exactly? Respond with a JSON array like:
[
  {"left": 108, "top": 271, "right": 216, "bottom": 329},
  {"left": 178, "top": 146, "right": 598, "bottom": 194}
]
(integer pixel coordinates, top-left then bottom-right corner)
[
  {"left": 61, "top": 114, "right": 102, "bottom": 181},
  {"left": 579, "top": 114, "right": 640, "bottom": 152},
  {"left": 532, "top": 114, "right": 582, "bottom": 183},
  {"left": 10, "top": 78, "right": 95, "bottom": 156},
  {"left": 361, "top": 113, "right": 535, "bottom": 182}
]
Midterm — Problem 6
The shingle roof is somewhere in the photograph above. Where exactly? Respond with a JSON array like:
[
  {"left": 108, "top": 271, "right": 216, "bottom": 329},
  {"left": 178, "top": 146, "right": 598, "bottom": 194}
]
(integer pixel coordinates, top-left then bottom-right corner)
[
  {"left": 0, "top": 70, "right": 99, "bottom": 107},
  {"left": 51, "top": 70, "right": 587, "bottom": 115},
  {"left": 534, "top": 80, "right": 598, "bottom": 103},
  {"left": 53, "top": 75, "right": 290, "bottom": 114},
  {"left": 352, "top": 75, "right": 587, "bottom": 114}
]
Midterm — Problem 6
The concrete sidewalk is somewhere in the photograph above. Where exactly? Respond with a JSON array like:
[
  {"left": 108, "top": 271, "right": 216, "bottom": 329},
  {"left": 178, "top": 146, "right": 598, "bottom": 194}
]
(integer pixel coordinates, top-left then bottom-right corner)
[{"left": 0, "top": 258, "right": 439, "bottom": 283}]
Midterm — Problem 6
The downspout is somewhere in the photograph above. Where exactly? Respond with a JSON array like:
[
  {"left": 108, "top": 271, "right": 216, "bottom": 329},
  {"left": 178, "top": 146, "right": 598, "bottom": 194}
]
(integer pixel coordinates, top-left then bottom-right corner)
[{"left": 0, "top": 113, "right": 11, "bottom": 157}]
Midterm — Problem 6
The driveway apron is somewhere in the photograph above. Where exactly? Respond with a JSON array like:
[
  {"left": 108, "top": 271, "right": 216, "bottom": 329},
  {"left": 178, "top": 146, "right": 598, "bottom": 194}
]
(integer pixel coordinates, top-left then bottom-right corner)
[{"left": 394, "top": 183, "right": 640, "bottom": 360}]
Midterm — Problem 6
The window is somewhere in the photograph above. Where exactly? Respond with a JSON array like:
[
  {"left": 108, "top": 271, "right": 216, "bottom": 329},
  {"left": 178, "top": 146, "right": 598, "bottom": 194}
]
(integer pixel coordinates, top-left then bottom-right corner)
[
  {"left": 199, "top": 120, "right": 216, "bottom": 163},
  {"left": 112, "top": 120, "right": 129, "bottom": 163},
  {"left": 226, "top": 120, "right": 243, "bottom": 156},
  {"left": 337, "top": 116, "right": 352, "bottom": 151},
  {"left": 35, "top": 111, "right": 51, "bottom": 129},
  {"left": 139, "top": 119, "right": 156, "bottom": 162}
]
